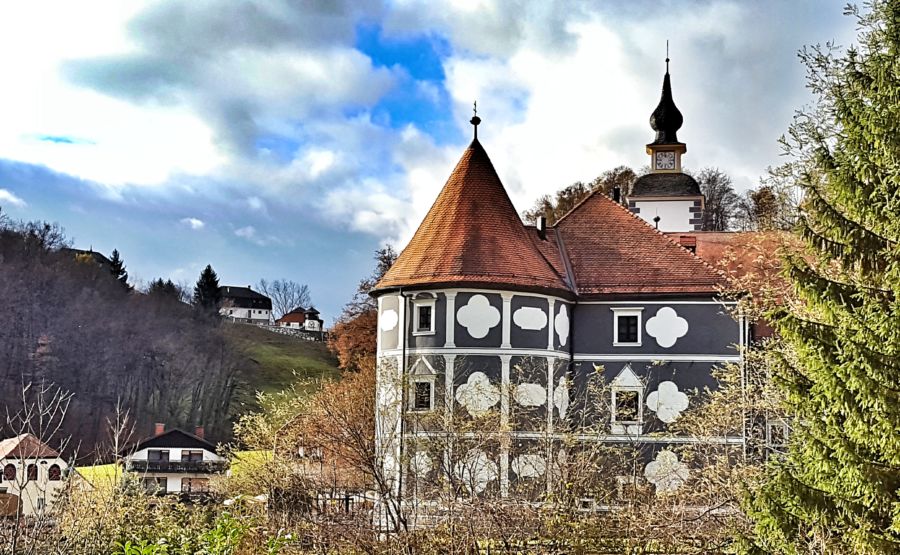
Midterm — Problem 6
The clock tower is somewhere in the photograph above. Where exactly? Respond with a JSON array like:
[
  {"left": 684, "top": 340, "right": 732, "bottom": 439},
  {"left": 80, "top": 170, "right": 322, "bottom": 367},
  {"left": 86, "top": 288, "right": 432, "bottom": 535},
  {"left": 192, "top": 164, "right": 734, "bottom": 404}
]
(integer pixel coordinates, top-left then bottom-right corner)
[{"left": 627, "top": 57, "right": 704, "bottom": 232}]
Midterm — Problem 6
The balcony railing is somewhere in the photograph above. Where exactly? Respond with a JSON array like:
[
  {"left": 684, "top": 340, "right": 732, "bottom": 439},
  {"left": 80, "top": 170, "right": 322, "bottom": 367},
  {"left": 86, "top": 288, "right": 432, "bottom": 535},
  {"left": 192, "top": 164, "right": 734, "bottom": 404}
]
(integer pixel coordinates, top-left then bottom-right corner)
[{"left": 126, "top": 460, "right": 227, "bottom": 474}]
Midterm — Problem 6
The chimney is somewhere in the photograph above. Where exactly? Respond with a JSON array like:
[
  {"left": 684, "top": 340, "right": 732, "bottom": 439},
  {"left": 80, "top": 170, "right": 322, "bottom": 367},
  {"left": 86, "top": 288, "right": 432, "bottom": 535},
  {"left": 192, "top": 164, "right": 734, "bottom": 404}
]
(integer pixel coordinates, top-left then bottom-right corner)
[
  {"left": 536, "top": 216, "right": 547, "bottom": 241},
  {"left": 612, "top": 186, "right": 621, "bottom": 203},
  {"left": 194, "top": 426, "right": 205, "bottom": 440},
  {"left": 678, "top": 235, "right": 697, "bottom": 254},
  {"left": 154, "top": 422, "right": 165, "bottom": 436}
]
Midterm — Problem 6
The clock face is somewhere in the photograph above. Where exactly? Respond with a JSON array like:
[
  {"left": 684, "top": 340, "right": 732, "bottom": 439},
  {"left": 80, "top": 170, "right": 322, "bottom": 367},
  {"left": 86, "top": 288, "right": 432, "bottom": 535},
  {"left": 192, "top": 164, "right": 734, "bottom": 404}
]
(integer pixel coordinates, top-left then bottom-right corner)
[{"left": 655, "top": 151, "right": 676, "bottom": 170}]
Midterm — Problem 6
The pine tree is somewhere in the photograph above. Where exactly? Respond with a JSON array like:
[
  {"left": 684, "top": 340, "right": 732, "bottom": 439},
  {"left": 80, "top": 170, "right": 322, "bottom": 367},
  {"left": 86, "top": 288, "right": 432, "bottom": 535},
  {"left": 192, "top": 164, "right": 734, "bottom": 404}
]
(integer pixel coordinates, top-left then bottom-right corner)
[
  {"left": 192, "top": 265, "right": 221, "bottom": 312},
  {"left": 108, "top": 249, "right": 130, "bottom": 288},
  {"left": 147, "top": 278, "right": 180, "bottom": 300},
  {"left": 741, "top": 2, "right": 900, "bottom": 553}
]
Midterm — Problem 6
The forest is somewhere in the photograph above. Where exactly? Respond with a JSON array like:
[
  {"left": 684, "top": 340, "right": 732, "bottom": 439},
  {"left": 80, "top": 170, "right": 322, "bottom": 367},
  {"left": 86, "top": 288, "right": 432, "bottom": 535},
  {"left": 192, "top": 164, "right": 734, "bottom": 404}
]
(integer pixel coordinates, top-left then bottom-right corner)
[{"left": 0, "top": 215, "right": 241, "bottom": 458}]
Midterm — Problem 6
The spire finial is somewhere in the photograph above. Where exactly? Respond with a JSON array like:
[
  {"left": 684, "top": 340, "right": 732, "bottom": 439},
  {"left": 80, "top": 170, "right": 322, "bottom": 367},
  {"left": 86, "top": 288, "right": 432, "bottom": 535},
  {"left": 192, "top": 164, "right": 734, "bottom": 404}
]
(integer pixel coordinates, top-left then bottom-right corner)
[
  {"left": 470, "top": 101, "right": 481, "bottom": 140},
  {"left": 665, "top": 40, "right": 670, "bottom": 73}
]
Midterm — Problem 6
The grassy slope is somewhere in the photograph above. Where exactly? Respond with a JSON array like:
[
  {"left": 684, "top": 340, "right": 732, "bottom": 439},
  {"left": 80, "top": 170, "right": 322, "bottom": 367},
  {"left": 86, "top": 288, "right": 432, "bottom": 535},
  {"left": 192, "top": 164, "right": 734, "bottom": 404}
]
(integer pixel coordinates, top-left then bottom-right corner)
[{"left": 224, "top": 323, "right": 341, "bottom": 412}]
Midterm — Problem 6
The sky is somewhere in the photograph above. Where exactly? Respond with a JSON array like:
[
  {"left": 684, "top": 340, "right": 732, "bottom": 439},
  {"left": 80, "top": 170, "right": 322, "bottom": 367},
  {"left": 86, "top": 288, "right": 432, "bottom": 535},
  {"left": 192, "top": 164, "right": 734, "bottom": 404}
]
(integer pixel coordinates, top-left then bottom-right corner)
[{"left": 0, "top": 1, "right": 858, "bottom": 320}]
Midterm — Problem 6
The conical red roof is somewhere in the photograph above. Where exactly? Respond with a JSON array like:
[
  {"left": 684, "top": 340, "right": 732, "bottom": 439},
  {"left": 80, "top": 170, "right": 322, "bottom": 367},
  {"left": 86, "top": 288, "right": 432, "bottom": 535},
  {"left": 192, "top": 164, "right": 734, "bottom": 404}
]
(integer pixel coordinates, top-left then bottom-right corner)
[{"left": 375, "top": 139, "right": 570, "bottom": 295}]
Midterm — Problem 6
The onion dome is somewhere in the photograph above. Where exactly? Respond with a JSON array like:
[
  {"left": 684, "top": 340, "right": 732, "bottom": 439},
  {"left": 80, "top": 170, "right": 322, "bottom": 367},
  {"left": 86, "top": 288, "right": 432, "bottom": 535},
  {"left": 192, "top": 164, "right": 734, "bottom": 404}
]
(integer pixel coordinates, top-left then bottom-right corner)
[{"left": 649, "top": 66, "right": 683, "bottom": 145}]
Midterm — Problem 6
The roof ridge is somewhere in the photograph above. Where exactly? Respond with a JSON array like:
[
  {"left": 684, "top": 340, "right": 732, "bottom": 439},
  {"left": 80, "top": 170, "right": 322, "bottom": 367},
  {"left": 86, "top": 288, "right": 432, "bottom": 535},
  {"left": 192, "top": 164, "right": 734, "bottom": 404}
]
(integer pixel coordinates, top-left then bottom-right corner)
[
  {"left": 552, "top": 187, "right": 606, "bottom": 227},
  {"left": 601, "top": 194, "right": 725, "bottom": 278}
]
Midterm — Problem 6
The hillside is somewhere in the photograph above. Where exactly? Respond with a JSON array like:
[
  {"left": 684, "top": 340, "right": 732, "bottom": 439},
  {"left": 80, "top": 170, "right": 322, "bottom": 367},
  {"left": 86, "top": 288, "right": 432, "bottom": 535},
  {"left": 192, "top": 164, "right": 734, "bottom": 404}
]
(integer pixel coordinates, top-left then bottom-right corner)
[{"left": 225, "top": 324, "right": 340, "bottom": 412}]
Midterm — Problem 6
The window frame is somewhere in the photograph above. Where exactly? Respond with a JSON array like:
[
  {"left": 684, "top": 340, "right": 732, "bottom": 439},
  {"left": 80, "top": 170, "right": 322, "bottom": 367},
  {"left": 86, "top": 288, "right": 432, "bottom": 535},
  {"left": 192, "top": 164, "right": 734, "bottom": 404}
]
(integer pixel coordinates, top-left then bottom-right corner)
[
  {"left": 180, "top": 450, "right": 204, "bottom": 462},
  {"left": 409, "top": 378, "right": 435, "bottom": 412},
  {"left": 612, "top": 307, "right": 643, "bottom": 347},
  {"left": 147, "top": 449, "right": 170, "bottom": 462},
  {"left": 610, "top": 365, "right": 644, "bottom": 435},
  {"left": 3, "top": 464, "right": 16, "bottom": 482},
  {"left": 48, "top": 464, "right": 62, "bottom": 481},
  {"left": 26, "top": 463, "right": 37, "bottom": 482},
  {"left": 766, "top": 418, "right": 790, "bottom": 450},
  {"left": 412, "top": 298, "right": 436, "bottom": 336},
  {"left": 180, "top": 477, "right": 209, "bottom": 493}
]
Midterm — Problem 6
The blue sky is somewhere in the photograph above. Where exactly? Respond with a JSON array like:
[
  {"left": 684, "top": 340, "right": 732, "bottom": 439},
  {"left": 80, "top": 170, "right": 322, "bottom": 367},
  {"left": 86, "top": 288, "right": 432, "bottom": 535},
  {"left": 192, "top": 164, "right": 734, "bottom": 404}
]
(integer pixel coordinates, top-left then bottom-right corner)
[{"left": 0, "top": 1, "right": 856, "bottom": 320}]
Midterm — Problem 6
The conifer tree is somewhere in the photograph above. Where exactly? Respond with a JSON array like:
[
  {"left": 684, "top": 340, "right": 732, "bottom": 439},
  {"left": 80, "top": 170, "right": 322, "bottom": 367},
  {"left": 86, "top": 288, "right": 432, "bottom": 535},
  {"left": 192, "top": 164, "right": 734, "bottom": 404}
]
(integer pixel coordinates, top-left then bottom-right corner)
[
  {"left": 147, "top": 278, "right": 180, "bottom": 300},
  {"left": 741, "top": 2, "right": 900, "bottom": 553},
  {"left": 108, "top": 249, "right": 129, "bottom": 288},
  {"left": 192, "top": 264, "right": 221, "bottom": 312}
]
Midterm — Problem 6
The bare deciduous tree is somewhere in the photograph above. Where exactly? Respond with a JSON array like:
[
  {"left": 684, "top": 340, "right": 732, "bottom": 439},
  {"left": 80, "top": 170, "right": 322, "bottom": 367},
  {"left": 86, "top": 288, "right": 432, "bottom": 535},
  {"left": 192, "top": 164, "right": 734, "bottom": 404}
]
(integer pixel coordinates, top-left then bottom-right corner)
[{"left": 256, "top": 279, "right": 313, "bottom": 319}]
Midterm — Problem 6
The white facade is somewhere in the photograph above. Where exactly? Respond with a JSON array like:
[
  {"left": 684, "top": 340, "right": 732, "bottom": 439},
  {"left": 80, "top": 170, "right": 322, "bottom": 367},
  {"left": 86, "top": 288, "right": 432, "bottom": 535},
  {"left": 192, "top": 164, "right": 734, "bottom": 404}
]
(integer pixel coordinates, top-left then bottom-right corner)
[
  {"left": 631, "top": 199, "right": 697, "bottom": 232},
  {"left": 221, "top": 307, "right": 271, "bottom": 322},
  {"left": 0, "top": 457, "right": 68, "bottom": 516},
  {"left": 125, "top": 446, "right": 225, "bottom": 494}
]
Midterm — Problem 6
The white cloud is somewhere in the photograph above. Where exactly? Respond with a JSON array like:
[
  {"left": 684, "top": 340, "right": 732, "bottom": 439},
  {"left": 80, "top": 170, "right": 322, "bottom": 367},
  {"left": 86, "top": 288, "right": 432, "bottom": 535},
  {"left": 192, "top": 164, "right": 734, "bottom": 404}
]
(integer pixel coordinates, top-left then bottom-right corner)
[
  {"left": 180, "top": 217, "right": 205, "bottom": 230},
  {"left": 234, "top": 225, "right": 257, "bottom": 239},
  {"left": 0, "top": 0, "right": 858, "bottom": 251},
  {"left": 0, "top": 189, "right": 26, "bottom": 208}
]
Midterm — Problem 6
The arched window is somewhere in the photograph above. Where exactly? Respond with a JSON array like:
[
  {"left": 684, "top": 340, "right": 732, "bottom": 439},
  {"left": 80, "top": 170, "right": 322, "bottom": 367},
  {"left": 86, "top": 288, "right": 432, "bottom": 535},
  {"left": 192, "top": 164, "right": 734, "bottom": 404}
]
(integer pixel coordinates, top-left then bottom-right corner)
[
  {"left": 26, "top": 464, "right": 37, "bottom": 481},
  {"left": 3, "top": 464, "right": 15, "bottom": 481},
  {"left": 48, "top": 464, "right": 61, "bottom": 481}
]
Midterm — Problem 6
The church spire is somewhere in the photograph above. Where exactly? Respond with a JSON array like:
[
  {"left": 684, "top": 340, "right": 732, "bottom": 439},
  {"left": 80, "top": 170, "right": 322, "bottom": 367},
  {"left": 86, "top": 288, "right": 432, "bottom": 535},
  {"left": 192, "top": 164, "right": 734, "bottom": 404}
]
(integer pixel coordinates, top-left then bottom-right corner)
[{"left": 649, "top": 53, "right": 683, "bottom": 145}]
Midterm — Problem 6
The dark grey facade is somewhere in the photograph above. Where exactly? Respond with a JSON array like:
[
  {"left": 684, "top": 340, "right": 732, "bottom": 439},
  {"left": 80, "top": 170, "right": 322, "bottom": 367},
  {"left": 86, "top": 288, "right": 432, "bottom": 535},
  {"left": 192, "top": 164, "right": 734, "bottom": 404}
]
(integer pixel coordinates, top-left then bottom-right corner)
[{"left": 375, "top": 288, "right": 745, "bottom": 500}]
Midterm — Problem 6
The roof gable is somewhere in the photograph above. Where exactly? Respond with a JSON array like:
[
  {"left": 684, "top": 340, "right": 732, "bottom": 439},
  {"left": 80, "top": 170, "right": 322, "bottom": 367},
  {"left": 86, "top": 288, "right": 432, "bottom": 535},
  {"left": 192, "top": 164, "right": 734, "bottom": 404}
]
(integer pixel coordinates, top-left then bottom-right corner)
[
  {"left": 555, "top": 191, "right": 723, "bottom": 296},
  {"left": 127, "top": 429, "right": 217, "bottom": 455},
  {"left": 375, "top": 139, "right": 570, "bottom": 295},
  {"left": 0, "top": 434, "right": 59, "bottom": 459}
]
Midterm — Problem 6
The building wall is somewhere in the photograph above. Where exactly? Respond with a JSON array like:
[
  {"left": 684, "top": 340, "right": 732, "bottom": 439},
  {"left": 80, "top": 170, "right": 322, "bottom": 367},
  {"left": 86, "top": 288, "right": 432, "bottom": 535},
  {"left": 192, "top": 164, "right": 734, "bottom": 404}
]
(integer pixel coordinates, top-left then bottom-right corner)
[
  {"left": 137, "top": 472, "right": 213, "bottom": 494},
  {"left": 0, "top": 457, "right": 68, "bottom": 516},
  {"left": 630, "top": 199, "right": 700, "bottom": 232},
  {"left": 376, "top": 288, "right": 573, "bottom": 501},
  {"left": 221, "top": 307, "right": 271, "bottom": 322},
  {"left": 375, "top": 288, "right": 746, "bottom": 504},
  {"left": 129, "top": 447, "right": 224, "bottom": 462}
]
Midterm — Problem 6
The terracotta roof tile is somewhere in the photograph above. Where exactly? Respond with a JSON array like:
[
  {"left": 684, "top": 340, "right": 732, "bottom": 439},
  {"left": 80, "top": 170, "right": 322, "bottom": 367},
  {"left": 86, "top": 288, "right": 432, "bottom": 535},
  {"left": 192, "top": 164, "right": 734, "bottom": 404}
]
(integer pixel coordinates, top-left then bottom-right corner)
[
  {"left": 555, "top": 191, "right": 725, "bottom": 296},
  {"left": 375, "top": 140, "right": 571, "bottom": 295},
  {"left": 0, "top": 434, "right": 59, "bottom": 459}
]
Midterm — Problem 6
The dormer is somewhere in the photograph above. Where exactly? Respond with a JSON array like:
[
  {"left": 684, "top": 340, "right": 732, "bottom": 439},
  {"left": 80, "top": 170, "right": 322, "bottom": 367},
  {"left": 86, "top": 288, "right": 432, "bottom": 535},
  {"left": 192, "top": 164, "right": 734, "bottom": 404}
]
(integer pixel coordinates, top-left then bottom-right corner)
[{"left": 628, "top": 58, "right": 704, "bottom": 232}]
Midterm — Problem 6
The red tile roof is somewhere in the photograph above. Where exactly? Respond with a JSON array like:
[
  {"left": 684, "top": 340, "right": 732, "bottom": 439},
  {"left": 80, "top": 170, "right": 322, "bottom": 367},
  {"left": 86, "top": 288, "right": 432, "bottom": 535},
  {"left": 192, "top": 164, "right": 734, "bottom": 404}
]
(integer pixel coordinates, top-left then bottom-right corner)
[
  {"left": 376, "top": 139, "right": 725, "bottom": 299},
  {"left": 277, "top": 312, "right": 306, "bottom": 324},
  {"left": 555, "top": 191, "right": 724, "bottom": 296},
  {"left": 375, "top": 140, "right": 571, "bottom": 296},
  {"left": 0, "top": 434, "right": 59, "bottom": 459}
]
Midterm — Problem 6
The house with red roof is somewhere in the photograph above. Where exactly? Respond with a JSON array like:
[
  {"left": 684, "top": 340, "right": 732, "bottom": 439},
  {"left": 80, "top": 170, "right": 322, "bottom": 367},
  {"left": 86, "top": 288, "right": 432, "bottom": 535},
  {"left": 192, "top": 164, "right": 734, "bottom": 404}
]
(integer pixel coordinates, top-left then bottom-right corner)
[
  {"left": 372, "top": 64, "right": 748, "bottom": 510},
  {"left": 0, "top": 433, "right": 69, "bottom": 517}
]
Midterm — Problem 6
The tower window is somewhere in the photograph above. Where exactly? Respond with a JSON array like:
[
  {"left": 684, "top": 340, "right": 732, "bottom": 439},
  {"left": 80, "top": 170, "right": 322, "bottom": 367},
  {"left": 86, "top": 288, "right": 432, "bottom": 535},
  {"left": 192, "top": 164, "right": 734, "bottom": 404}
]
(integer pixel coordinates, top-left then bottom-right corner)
[
  {"left": 413, "top": 297, "right": 436, "bottom": 335},
  {"left": 612, "top": 308, "right": 643, "bottom": 346}
]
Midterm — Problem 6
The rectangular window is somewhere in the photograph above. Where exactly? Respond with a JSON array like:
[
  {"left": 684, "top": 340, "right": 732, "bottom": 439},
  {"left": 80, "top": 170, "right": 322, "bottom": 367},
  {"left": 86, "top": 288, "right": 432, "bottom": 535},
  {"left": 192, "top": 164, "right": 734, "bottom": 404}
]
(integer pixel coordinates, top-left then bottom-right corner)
[
  {"left": 612, "top": 308, "right": 643, "bottom": 346},
  {"left": 615, "top": 390, "right": 640, "bottom": 422},
  {"left": 142, "top": 477, "right": 166, "bottom": 493},
  {"left": 767, "top": 419, "right": 790, "bottom": 449},
  {"left": 147, "top": 450, "right": 169, "bottom": 462},
  {"left": 413, "top": 299, "right": 436, "bottom": 335},
  {"left": 181, "top": 478, "right": 209, "bottom": 493},
  {"left": 617, "top": 316, "right": 638, "bottom": 343},
  {"left": 412, "top": 381, "right": 433, "bottom": 411},
  {"left": 181, "top": 450, "right": 203, "bottom": 462}
]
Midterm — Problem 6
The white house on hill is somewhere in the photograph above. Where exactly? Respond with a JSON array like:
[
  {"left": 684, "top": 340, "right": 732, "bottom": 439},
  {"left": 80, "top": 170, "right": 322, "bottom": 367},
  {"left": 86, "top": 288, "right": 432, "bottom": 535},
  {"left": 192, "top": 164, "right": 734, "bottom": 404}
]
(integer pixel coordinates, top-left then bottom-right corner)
[{"left": 219, "top": 286, "right": 272, "bottom": 323}]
